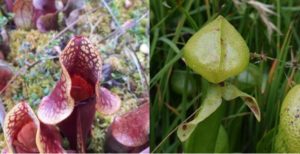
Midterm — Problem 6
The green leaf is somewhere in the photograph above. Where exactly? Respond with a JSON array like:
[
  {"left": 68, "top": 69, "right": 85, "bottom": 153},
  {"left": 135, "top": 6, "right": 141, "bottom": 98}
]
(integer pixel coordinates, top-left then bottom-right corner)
[
  {"left": 222, "top": 84, "right": 261, "bottom": 122},
  {"left": 256, "top": 128, "right": 277, "bottom": 152},
  {"left": 214, "top": 125, "right": 229, "bottom": 153},
  {"left": 177, "top": 84, "right": 261, "bottom": 143},
  {"left": 177, "top": 85, "right": 222, "bottom": 141},
  {"left": 170, "top": 70, "right": 197, "bottom": 96},
  {"left": 184, "top": 104, "right": 225, "bottom": 153}
]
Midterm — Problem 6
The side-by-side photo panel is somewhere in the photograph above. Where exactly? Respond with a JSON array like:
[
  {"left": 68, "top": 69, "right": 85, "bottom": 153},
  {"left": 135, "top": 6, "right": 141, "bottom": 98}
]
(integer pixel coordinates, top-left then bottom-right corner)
[
  {"left": 2, "top": 0, "right": 300, "bottom": 153},
  {"left": 150, "top": 0, "right": 300, "bottom": 153}
]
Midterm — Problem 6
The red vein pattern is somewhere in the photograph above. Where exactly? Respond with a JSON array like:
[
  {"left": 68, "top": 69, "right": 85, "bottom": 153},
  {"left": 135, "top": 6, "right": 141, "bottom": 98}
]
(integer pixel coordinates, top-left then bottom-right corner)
[
  {"left": 38, "top": 36, "right": 120, "bottom": 125},
  {"left": 37, "top": 36, "right": 121, "bottom": 152},
  {"left": 106, "top": 102, "right": 149, "bottom": 152},
  {"left": 4, "top": 102, "right": 39, "bottom": 153},
  {"left": 3, "top": 102, "right": 64, "bottom": 153}
]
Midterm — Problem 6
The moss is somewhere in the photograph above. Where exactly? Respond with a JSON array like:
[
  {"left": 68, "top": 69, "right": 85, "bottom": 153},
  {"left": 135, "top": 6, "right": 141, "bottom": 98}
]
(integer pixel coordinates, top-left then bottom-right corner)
[
  {"left": 111, "top": 87, "right": 138, "bottom": 116},
  {"left": 2, "top": 29, "right": 61, "bottom": 111},
  {"left": 2, "top": 60, "right": 59, "bottom": 110},
  {"left": 105, "top": 56, "right": 128, "bottom": 73},
  {"left": 88, "top": 117, "right": 107, "bottom": 153},
  {"left": 77, "top": 4, "right": 112, "bottom": 36},
  {"left": 114, "top": 0, "right": 146, "bottom": 22},
  {"left": 8, "top": 30, "right": 55, "bottom": 63},
  {"left": 0, "top": 133, "right": 6, "bottom": 150}
]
